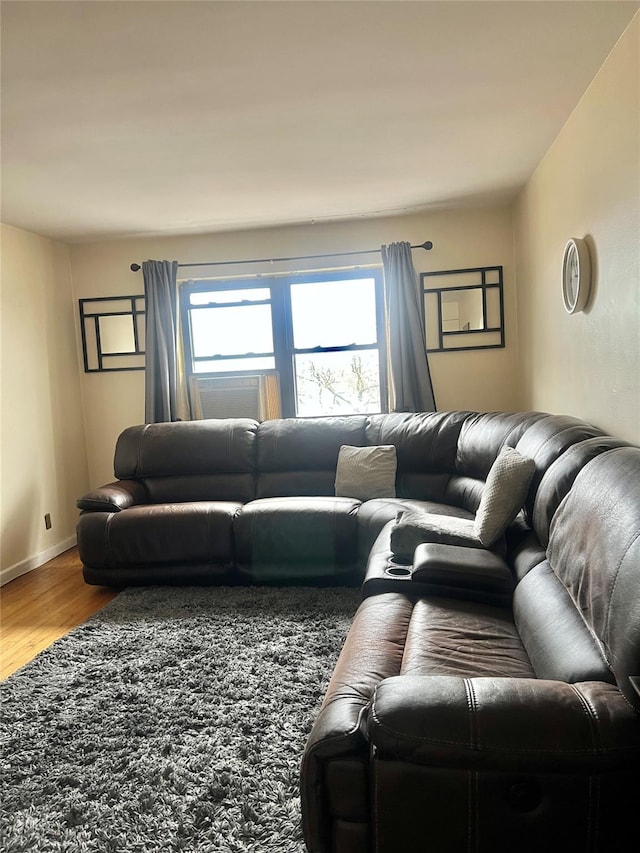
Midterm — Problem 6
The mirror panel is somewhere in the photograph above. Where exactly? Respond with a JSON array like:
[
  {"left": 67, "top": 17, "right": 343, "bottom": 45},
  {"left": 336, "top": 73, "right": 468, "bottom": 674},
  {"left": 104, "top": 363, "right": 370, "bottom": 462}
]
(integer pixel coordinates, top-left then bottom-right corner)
[
  {"left": 99, "top": 314, "right": 136, "bottom": 354},
  {"left": 440, "top": 288, "right": 485, "bottom": 332},
  {"left": 424, "top": 292, "right": 440, "bottom": 351}
]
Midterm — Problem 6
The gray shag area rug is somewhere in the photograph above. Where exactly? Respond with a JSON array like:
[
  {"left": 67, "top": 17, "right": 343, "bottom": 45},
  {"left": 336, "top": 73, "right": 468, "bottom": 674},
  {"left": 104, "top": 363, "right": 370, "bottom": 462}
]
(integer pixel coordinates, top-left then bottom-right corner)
[{"left": 1, "top": 585, "right": 361, "bottom": 853}]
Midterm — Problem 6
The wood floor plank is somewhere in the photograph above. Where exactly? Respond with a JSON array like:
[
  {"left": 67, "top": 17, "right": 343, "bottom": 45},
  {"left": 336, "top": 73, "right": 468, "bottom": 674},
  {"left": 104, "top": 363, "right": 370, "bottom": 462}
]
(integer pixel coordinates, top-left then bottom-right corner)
[{"left": 0, "top": 547, "right": 118, "bottom": 680}]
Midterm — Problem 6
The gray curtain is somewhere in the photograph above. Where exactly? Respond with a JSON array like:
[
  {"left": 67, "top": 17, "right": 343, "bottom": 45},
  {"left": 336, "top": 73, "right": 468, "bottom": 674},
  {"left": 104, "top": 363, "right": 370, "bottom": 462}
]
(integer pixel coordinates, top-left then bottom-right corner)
[
  {"left": 142, "top": 259, "right": 179, "bottom": 423},
  {"left": 382, "top": 241, "right": 436, "bottom": 412}
]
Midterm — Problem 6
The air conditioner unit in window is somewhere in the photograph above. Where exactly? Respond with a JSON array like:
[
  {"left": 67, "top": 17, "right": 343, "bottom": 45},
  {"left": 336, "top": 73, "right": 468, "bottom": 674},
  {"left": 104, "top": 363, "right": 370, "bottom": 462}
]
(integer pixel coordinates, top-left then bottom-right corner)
[{"left": 189, "top": 374, "right": 281, "bottom": 421}]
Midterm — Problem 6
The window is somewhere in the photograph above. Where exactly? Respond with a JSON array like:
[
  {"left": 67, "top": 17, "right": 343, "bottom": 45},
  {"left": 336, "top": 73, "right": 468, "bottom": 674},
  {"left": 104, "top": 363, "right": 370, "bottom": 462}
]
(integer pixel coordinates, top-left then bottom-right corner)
[
  {"left": 188, "top": 286, "right": 275, "bottom": 373},
  {"left": 181, "top": 270, "right": 386, "bottom": 418}
]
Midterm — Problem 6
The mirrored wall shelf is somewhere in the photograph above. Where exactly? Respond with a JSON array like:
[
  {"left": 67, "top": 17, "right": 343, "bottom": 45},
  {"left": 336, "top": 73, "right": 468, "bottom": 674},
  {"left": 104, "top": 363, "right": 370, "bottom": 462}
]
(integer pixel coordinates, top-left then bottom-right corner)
[
  {"left": 79, "top": 295, "right": 146, "bottom": 372},
  {"left": 421, "top": 266, "right": 505, "bottom": 353}
]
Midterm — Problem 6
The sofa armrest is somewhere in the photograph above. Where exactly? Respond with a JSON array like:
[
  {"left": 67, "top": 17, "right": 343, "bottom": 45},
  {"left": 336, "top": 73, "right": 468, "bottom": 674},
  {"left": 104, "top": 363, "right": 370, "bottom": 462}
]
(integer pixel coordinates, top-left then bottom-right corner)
[
  {"left": 300, "top": 680, "right": 371, "bottom": 853},
  {"left": 301, "top": 592, "right": 416, "bottom": 853},
  {"left": 369, "top": 675, "right": 640, "bottom": 771},
  {"left": 76, "top": 480, "right": 148, "bottom": 512}
]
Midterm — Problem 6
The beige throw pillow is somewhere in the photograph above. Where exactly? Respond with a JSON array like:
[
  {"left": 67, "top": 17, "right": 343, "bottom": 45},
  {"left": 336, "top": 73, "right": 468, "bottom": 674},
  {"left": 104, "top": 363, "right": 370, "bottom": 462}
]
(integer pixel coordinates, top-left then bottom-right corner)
[
  {"left": 474, "top": 446, "right": 535, "bottom": 546},
  {"left": 335, "top": 444, "right": 397, "bottom": 501}
]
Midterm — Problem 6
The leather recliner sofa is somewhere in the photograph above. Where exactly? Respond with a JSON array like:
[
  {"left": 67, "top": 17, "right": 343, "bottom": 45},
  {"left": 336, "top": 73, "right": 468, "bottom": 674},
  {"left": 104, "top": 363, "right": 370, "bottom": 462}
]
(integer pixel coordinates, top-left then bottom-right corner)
[
  {"left": 76, "top": 411, "right": 640, "bottom": 851},
  {"left": 78, "top": 410, "right": 603, "bottom": 586},
  {"left": 300, "top": 433, "right": 640, "bottom": 852}
]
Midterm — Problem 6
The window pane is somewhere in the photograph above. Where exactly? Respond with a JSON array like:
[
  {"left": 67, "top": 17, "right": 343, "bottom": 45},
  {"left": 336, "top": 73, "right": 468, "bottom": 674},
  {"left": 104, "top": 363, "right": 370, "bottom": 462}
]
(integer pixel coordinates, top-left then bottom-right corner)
[
  {"left": 290, "top": 278, "right": 378, "bottom": 349},
  {"left": 192, "top": 356, "right": 275, "bottom": 374},
  {"left": 190, "top": 288, "right": 270, "bottom": 305},
  {"left": 190, "top": 304, "right": 273, "bottom": 358},
  {"left": 294, "top": 350, "right": 381, "bottom": 417}
]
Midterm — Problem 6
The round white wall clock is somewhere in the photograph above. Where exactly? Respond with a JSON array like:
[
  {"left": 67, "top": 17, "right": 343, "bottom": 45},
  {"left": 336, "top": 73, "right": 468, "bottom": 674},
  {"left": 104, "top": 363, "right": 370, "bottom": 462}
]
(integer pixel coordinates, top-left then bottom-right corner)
[{"left": 562, "top": 237, "right": 591, "bottom": 314}]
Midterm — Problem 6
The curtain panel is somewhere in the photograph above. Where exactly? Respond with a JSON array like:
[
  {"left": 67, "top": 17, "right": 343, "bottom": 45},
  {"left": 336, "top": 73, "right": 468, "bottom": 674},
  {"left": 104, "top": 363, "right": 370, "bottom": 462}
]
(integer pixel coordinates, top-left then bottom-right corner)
[
  {"left": 381, "top": 241, "right": 436, "bottom": 413},
  {"left": 142, "top": 260, "right": 181, "bottom": 423}
]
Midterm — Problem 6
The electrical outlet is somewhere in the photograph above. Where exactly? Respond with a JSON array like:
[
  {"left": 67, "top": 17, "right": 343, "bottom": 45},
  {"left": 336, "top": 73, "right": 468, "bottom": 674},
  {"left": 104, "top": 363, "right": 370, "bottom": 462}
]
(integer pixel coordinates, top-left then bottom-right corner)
[{"left": 44, "top": 513, "right": 52, "bottom": 530}]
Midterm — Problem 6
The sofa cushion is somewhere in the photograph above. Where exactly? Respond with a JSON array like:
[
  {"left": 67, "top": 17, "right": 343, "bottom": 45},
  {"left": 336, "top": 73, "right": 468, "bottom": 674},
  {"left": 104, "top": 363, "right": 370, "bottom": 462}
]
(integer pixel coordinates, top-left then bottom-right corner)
[
  {"left": 233, "top": 496, "right": 361, "bottom": 582},
  {"left": 114, "top": 419, "right": 258, "bottom": 503},
  {"left": 335, "top": 444, "right": 397, "bottom": 500},
  {"left": 513, "top": 561, "right": 614, "bottom": 685},
  {"left": 399, "top": 597, "right": 535, "bottom": 678},
  {"left": 256, "top": 416, "right": 367, "bottom": 498},
  {"left": 474, "top": 446, "right": 535, "bottom": 546},
  {"left": 115, "top": 419, "right": 258, "bottom": 478},
  {"left": 454, "top": 411, "right": 545, "bottom": 480},
  {"left": 442, "top": 475, "right": 486, "bottom": 515},
  {"left": 366, "top": 411, "right": 468, "bottom": 500},
  {"left": 143, "top": 474, "right": 256, "bottom": 504},
  {"left": 76, "top": 501, "right": 241, "bottom": 570}
]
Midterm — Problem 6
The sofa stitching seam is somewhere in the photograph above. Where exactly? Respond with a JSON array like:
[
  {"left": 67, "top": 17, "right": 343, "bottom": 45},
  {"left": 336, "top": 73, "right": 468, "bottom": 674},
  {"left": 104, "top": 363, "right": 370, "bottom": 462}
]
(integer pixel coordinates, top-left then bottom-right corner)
[
  {"left": 306, "top": 703, "right": 369, "bottom": 756},
  {"left": 592, "top": 774, "right": 600, "bottom": 849},
  {"left": 137, "top": 424, "right": 149, "bottom": 478},
  {"left": 105, "top": 512, "right": 114, "bottom": 572},
  {"left": 569, "top": 683, "right": 601, "bottom": 754},
  {"left": 367, "top": 707, "right": 624, "bottom": 754},
  {"left": 463, "top": 677, "right": 477, "bottom": 750},
  {"left": 467, "top": 770, "right": 472, "bottom": 853}
]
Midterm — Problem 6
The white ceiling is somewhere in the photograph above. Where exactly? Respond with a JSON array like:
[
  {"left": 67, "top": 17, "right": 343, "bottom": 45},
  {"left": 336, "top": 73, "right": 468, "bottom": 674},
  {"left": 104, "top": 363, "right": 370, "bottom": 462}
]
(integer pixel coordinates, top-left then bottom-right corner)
[{"left": 1, "top": 0, "right": 638, "bottom": 243}]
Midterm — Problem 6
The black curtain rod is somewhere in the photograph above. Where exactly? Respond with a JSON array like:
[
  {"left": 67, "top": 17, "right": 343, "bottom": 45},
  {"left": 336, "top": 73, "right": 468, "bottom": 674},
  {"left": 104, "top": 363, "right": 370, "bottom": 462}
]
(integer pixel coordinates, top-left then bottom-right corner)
[{"left": 129, "top": 241, "right": 433, "bottom": 272}]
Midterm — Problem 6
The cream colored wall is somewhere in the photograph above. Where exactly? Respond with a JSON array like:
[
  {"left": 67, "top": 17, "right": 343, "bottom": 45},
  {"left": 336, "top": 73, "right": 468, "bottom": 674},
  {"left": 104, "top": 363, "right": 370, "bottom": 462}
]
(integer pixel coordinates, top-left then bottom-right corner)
[
  {"left": 70, "top": 204, "right": 519, "bottom": 487},
  {"left": 514, "top": 14, "right": 639, "bottom": 443},
  {"left": 0, "top": 224, "right": 89, "bottom": 581}
]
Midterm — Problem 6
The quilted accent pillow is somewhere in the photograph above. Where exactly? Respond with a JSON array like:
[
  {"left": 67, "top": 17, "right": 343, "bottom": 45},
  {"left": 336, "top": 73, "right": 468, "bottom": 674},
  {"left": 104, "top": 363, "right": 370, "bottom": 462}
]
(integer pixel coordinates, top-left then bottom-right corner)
[
  {"left": 335, "top": 445, "right": 397, "bottom": 501},
  {"left": 474, "top": 446, "right": 535, "bottom": 546}
]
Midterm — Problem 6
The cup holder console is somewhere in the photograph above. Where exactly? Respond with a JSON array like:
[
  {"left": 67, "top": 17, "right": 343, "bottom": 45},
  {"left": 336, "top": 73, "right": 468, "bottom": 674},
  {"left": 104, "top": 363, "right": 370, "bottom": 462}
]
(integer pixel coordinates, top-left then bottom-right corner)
[{"left": 385, "top": 558, "right": 413, "bottom": 578}]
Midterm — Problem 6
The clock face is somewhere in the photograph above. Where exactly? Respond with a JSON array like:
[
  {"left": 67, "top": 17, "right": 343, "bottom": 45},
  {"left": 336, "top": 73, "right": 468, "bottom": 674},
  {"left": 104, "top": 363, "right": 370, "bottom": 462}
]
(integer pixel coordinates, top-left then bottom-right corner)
[{"left": 562, "top": 238, "right": 591, "bottom": 314}]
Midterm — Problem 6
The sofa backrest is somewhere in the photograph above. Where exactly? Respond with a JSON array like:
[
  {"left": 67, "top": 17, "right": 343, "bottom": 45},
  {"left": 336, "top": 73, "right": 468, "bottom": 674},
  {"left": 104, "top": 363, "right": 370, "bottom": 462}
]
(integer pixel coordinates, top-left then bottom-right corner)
[
  {"left": 546, "top": 446, "right": 640, "bottom": 710},
  {"left": 109, "top": 412, "right": 624, "bottom": 570},
  {"left": 366, "top": 411, "right": 468, "bottom": 503},
  {"left": 255, "top": 416, "right": 368, "bottom": 497},
  {"left": 441, "top": 411, "right": 604, "bottom": 521},
  {"left": 443, "top": 411, "right": 546, "bottom": 513},
  {"left": 532, "top": 436, "right": 631, "bottom": 547},
  {"left": 114, "top": 419, "right": 258, "bottom": 503},
  {"left": 514, "top": 414, "right": 604, "bottom": 525}
]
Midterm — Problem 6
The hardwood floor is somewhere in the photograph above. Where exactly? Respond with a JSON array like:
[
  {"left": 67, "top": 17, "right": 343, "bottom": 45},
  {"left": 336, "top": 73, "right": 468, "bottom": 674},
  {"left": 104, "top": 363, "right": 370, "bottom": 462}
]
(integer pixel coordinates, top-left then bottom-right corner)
[{"left": 0, "top": 547, "right": 118, "bottom": 680}]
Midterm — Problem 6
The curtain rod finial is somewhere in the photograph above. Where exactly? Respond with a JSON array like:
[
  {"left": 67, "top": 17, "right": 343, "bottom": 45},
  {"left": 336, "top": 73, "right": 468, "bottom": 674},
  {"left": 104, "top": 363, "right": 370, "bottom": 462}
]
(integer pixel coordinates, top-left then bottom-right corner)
[
  {"left": 130, "top": 263, "right": 141, "bottom": 272},
  {"left": 420, "top": 241, "right": 433, "bottom": 251}
]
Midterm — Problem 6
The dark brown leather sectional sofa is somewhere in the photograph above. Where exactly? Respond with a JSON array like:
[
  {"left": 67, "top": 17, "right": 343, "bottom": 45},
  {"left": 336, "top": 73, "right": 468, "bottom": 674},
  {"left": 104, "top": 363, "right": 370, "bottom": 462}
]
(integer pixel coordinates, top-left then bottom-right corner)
[{"left": 76, "top": 411, "right": 640, "bottom": 852}]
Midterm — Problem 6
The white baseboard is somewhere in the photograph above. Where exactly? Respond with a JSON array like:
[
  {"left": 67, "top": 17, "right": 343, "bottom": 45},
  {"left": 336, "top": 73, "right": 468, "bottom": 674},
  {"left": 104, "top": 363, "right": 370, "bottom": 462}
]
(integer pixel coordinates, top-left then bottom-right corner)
[{"left": 1, "top": 536, "right": 77, "bottom": 587}]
